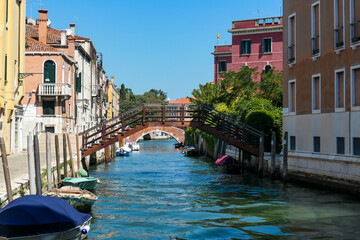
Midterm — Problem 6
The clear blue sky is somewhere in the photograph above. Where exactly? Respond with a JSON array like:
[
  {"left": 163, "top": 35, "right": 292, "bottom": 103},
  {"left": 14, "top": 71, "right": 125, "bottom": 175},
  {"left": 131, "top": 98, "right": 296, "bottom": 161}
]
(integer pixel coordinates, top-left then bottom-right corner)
[{"left": 27, "top": 0, "right": 282, "bottom": 101}]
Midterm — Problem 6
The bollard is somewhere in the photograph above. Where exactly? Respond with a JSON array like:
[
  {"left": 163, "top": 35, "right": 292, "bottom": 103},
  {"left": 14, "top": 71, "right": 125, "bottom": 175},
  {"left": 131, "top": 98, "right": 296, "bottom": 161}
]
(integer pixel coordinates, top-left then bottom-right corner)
[{"left": 0, "top": 137, "right": 13, "bottom": 202}]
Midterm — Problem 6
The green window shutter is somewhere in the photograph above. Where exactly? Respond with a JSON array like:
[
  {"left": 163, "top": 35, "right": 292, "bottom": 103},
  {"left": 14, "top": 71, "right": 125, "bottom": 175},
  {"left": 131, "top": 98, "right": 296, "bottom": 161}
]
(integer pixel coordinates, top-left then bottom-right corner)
[
  {"left": 248, "top": 40, "right": 251, "bottom": 54},
  {"left": 224, "top": 61, "right": 227, "bottom": 72},
  {"left": 241, "top": 41, "right": 244, "bottom": 54},
  {"left": 44, "top": 60, "right": 56, "bottom": 83},
  {"left": 262, "top": 39, "right": 265, "bottom": 53},
  {"left": 4, "top": 55, "right": 7, "bottom": 83},
  {"left": 76, "top": 73, "right": 82, "bottom": 93},
  {"left": 43, "top": 101, "right": 55, "bottom": 115}
]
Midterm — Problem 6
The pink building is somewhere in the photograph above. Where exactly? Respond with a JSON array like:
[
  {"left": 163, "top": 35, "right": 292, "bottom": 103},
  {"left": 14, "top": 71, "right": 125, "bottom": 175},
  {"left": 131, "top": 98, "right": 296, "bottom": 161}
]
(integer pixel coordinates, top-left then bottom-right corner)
[{"left": 212, "top": 17, "right": 283, "bottom": 83}]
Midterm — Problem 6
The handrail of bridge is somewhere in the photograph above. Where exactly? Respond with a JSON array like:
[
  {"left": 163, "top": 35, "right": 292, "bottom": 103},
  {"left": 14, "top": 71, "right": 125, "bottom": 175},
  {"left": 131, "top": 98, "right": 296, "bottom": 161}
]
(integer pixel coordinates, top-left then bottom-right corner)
[{"left": 79, "top": 103, "right": 263, "bottom": 154}]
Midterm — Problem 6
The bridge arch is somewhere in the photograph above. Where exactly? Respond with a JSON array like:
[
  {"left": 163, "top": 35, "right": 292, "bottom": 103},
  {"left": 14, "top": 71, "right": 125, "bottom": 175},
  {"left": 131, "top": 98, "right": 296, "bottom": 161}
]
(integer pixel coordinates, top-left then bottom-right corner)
[{"left": 127, "top": 126, "right": 185, "bottom": 143}]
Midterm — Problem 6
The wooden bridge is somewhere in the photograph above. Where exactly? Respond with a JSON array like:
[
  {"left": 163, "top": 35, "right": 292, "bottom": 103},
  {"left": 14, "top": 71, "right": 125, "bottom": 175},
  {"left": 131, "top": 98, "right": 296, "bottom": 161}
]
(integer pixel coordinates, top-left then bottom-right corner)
[{"left": 78, "top": 104, "right": 263, "bottom": 159}]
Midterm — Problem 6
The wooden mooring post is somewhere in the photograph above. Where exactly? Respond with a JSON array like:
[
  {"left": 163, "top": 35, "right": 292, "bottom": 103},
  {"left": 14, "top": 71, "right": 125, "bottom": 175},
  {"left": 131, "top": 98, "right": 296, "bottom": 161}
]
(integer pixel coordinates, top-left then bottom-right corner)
[
  {"left": 55, "top": 135, "right": 61, "bottom": 186},
  {"left": 283, "top": 132, "right": 288, "bottom": 181},
  {"left": 46, "top": 132, "right": 52, "bottom": 191},
  {"left": 66, "top": 133, "right": 76, "bottom": 177},
  {"left": 76, "top": 135, "right": 81, "bottom": 170},
  {"left": 63, "top": 134, "right": 67, "bottom": 178},
  {"left": 271, "top": 131, "right": 276, "bottom": 178},
  {"left": 0, "top": 137, "right": 13, "bottom": 202},
  {"left": 258, "top": 131, "right": 265, "bottom": 177},
  {"left": 27, "top": 134, "right": 36, "bottom": 194},
  {"left": 33, "top": 135, "right": 42, "bottom": 195}
]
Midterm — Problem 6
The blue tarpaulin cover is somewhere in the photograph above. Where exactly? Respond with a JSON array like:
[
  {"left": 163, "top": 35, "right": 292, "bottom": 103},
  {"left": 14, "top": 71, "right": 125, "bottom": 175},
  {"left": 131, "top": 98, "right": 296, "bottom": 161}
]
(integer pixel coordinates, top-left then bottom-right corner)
[{"left": 0, "top": 195, "right": 91, "bottom": 238}]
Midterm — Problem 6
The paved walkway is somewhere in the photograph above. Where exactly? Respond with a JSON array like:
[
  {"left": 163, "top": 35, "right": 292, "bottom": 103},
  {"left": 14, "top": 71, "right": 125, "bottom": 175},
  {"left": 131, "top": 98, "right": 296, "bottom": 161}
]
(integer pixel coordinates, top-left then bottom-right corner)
[{"left": 0, "top": 134, "right": 79, "bottom": 203}]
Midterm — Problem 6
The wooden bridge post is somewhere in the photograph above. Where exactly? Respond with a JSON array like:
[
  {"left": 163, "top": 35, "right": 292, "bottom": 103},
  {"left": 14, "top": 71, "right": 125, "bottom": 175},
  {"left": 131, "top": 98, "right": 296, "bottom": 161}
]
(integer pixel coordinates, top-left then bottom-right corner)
[
  {"left": 258, "top": 131, "right": 265, "bottom": 177},
  {"left": 283, "top": 132, "right": 288, "bottom": 181},
  {"left": 200, "top": 104, "right": 204, "bottom": 123},
  {"left": 121, "top": 114, "right": 125, "bottom": 135},
  {"left": 142, "top": 105, "right": 146, "bottom": 126},
  {"left": 181, "top": 104, "right": 185, "bottom": 124},
  {"left": 271, "top": 131, "right": 276, "bottom": 178},
  {"left": 162, "top": 104, "right": 166, "bottom": 124},
  {"left": 101, "top": 123, "right": 106, "bottom": 144},
  {"left": 213, "top": 139, "right": 220, "bottom": 160}
]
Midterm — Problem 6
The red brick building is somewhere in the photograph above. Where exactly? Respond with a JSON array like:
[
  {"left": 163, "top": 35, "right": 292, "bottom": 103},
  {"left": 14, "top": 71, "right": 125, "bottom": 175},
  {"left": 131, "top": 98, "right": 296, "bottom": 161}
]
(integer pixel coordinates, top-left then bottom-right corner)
[{"left": 212, "top": 17, "right": 283, "bottom": 83}]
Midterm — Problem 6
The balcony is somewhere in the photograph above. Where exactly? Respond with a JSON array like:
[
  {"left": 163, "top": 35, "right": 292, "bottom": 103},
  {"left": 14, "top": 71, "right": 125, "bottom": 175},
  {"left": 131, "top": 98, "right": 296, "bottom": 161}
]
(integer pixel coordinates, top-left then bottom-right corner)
[
  {"left": 38, "top": 83, "right": 71, "bottom": 100},
  {"left": 350, "top": 21, "right": 360, "bottom": 45},
  {"left": 334, "top": 27, "right": 344, "bottom": 49},
  {"left": 312, "top": 35, "right": 320, "bottom": 56},
  {"left": 288, "top": 45, "right": 295, "bottom": 64}
]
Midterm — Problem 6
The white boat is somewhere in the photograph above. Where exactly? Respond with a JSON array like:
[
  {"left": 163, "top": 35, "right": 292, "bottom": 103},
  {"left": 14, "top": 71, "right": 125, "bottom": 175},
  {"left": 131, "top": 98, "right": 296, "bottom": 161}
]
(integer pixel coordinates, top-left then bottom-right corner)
[
  {"left": 116, "top": 145, "right": 131, "bottom": 156},
  {"left": 126, "top": 141, "right": 140, "bottom": 151}
]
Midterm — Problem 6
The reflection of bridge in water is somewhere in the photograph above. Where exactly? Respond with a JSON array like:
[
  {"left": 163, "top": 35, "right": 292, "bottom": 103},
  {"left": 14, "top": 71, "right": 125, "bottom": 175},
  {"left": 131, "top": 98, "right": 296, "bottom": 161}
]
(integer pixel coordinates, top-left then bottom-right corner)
[{"left": 78, "top": 104, "right": 264, "bottom": 160}]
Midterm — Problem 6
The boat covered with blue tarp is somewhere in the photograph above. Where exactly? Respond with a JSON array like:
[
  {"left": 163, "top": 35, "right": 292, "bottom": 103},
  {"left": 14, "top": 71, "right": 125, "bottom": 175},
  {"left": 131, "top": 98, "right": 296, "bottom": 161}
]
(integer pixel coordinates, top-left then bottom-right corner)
[{"left": 0, "top": 195, "right": 91, "bottom": 239}]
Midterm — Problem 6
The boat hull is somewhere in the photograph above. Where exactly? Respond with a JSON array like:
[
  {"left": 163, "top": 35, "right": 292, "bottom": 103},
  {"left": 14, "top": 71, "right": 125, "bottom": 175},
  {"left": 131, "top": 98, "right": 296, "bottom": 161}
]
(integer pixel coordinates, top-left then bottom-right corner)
[{"left": 61, "top": 178, "right": 99, "bottom": 193}]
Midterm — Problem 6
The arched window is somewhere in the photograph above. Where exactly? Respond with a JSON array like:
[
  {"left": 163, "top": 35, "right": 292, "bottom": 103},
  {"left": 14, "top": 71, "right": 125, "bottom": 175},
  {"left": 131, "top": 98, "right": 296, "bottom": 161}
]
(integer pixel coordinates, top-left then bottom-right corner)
[
  {"left": 44, "top": 60, "right": 56, "bottom": 83},
  {"left": 262, "top": 64, "right": 272, "bottom": 74}
]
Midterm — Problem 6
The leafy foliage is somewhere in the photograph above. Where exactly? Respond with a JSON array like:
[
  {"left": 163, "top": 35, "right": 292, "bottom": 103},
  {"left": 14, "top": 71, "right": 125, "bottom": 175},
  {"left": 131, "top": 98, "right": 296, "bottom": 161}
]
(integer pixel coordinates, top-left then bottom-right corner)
[
  {"left": 190, "top": 82, "right": 221, "bottom": 107},
  {"left": 257, "top": 68, "right": 283, "bottom": 107}
]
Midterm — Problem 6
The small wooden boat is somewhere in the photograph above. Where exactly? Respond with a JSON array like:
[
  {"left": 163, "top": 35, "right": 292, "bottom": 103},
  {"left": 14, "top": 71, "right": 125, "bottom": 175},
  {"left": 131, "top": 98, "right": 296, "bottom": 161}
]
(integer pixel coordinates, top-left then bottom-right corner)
[
  {"left": 45, "top": 186, "right": 98, "bottom": 213},
  {"left": 116, "top": 146, "right": 131, "bottom": 156},
  {"left": 0, "top": 195, "right": 91, "bottom": 240},
  {"left": 174, "top": 142, "right": 184, "bottom": 148},
  {"left": 182, "top": 146, "right": 197, "bottom": 156},
  {"left": 61, "top": 177, "right": 100, "bottom": 193},
  {"left": 127, "top": 141, "right": 140, "bottom": 151}
]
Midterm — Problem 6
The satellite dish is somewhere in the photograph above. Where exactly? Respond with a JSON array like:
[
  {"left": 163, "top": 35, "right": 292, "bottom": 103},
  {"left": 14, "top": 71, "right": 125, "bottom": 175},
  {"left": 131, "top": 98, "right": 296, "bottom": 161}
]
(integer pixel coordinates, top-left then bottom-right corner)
[{"left": 47, "top": 19, "right": 51, "bottom": 27}]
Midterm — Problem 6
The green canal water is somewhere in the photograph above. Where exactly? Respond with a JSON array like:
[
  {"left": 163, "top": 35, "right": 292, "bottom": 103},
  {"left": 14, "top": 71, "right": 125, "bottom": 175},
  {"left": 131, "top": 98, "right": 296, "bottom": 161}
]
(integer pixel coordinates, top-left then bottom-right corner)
[{"left": 88, "top": 139, "right": 360, "bottom": 239}]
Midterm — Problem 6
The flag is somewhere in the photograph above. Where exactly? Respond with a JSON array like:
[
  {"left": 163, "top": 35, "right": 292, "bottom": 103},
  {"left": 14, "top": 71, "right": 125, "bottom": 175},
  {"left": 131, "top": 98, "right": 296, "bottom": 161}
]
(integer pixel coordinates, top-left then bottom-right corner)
[{"left": 217, "top": 33, "right": 220, "bottom": 40}]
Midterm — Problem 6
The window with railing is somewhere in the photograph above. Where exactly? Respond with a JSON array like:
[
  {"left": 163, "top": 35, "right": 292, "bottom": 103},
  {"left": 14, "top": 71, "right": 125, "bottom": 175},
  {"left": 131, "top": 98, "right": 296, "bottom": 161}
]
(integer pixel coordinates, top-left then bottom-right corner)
[
  {"left": 288, "top": 14, "right": 296, "bottom": 63},
  {"left": 311, "top": 2, "right": 320, "bottom": 56},
  {"left": 334, "top": 0, "right": 345, "bottom": 49},
  {"left": 350, "top": 0, "right": 360, "bottom": 44}
]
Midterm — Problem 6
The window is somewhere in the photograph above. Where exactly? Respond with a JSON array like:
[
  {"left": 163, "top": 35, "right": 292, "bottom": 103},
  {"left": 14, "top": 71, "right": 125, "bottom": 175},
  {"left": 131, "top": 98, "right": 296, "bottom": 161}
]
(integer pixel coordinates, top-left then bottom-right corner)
[
  {"left": 335, "top": 69, "right": 345, "bottom": 110},
  {"left": 288, "top": 14, "right": 296, "bottom": 63},
  {"left": 354, "top": 138, "right": 360, "bottom": 155},
  {"left": 314, "top": 136, "right": 320, "bottom": 153},
  {"left": 311, "top": 2, "right": 320, "bottom": 56},
  {"left": 262, "top": 38, "right": 272, "bottom": 53},
  {"left": 312, "top": 74, "right": 321, "bottom": 113},
  {"left": 5, "top": 0, "right": 8, "bottom": 26},
  {"left": 62, "top": 101, "right": 66, "bottom": 114},
  {"left": 44, "top": 60, "right": 56, "bottom": 83},
  {"left": 76, "top": 72, "right": 82, "bottom": 93},
  {"left": 334, "top": 0, "right": 345, "bottom": 49},
  {"left": 289, "top": 80, "right": 296, "bottom": 113},
  {"left": 219, "top": 61, "right": 227, "bottom": 73},
  {"left": 351, "top": 65, "right": 360, "bottom": 108},
  {"left": 4, "top": 55, "right": 7, "bottom": 84},
  {"left": 290, "top": 136, "right": 296, "bottom": 150},
  {"left": 350, "top": 0, "right": 360, "bottom": 44},
  {"left": 43, "top": 101, "right": 55, "bottom": 115},
  {"left": 241, "top": 40, "right": 251, "bottom": 55},
  {"left": 337, "top": 137, "right": 345, "bottom": 154},
  {"left": 45, "top": 127, "right": 55, "bottom": 133}
]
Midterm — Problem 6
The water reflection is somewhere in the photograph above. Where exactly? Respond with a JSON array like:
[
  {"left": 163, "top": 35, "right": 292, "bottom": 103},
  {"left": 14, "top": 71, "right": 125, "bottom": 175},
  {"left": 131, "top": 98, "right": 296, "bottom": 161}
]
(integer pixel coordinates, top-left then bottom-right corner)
[{"left": 88, "top": 140, "right": 360, "bottom": 239}]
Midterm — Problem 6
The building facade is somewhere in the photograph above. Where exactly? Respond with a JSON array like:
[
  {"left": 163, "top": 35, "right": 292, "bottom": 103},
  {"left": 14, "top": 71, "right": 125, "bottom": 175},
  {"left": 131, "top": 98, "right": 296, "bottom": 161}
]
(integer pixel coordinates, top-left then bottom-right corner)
[
  {"left": 106, "top": 75, "right": 120, "bottom": 120},
  {"left": 283, "top": 0, "right": 360, "bottom": 189},
  {"left": 212, "top": 17, "right": 283, "bottom": 84},
  {"left": 0, "top": 0, "right": 26, "bottom": 154}
]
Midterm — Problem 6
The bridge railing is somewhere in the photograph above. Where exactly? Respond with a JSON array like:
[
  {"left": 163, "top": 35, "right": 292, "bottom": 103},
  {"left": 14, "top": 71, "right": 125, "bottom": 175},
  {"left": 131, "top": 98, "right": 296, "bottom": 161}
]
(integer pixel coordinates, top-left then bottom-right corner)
[{"left": 79, "top": 103, "right": 262, "bottom": 155}]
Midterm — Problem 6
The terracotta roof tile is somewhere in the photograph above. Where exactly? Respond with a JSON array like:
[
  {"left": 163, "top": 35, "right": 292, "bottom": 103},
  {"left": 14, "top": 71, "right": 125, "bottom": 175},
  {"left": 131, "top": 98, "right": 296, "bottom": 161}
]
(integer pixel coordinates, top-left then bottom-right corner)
[
  {"left": 169, "top": 97, "right": 195, "bottom": 104},
  {"left": 25, "top": 36, "right": 60, "bottom": 52},
  {"left": 26, "top": 25, "right": 61, "bottom": 44}
]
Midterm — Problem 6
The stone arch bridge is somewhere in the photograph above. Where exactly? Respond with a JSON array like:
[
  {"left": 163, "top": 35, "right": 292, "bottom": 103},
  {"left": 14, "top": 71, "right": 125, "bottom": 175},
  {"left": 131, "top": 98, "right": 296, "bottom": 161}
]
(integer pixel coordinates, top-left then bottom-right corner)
[{"left": 126, "top": 126, "right": 185, "bottom": 143}]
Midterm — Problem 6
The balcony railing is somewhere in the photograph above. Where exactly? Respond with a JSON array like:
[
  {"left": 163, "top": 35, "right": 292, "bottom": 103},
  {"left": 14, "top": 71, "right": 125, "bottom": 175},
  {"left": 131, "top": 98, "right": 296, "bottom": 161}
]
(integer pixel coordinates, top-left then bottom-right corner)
[
  {"left": 312, "top": 35, "right": 320, "bottom": 55},
  {"left": 288, "top": 44, "right": 295, "bottom": 63},
  {"left": 334, "top": 27, "right": 344, "bottom": 48},
  {"left": 350, "top": 20, "right": 360, "bottom": 44},
  {"left": 38, "top": 83, "right": 71, "bottom": 97}
]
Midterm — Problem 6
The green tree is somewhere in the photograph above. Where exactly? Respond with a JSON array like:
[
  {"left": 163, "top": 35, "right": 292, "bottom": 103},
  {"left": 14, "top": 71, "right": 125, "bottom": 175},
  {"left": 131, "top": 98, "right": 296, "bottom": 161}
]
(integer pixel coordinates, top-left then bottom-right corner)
[
  {"left": 190, "top": 82, "right": 221, "bottom": 107},
  {"left": 257, "top": 68, "right": 283, "bottom": 107}
]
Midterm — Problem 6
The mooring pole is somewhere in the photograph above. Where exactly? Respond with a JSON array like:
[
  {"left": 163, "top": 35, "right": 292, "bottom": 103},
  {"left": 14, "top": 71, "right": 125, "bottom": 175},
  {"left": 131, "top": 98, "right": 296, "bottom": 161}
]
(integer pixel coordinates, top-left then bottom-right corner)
[
  {"left": 63, "top": 134, "right": 67, "bottom": 178},
  {"left": 33, "top": 135, "right": 42, "bottom": 195},
  {"left": 76, "top": 135, "right": 81, "bottom": 170},
  {"left": 0, "top": 137, "right": 13, "bottom": 202},
  {"left": 283, "top": 132, "right": 288, "bottom": 181},
  {"left": 271, "top": 131, "right": 276, "bottom": 178},
  {"left": 46, "top": 132, "right": 52, "bottom": 191},
  {"left": 66, "top": 133, "right": 76, "bottom": 177},
  {"left": 55, "top": 135, "right": 61, "bottom": 186},
  {"left": 258, "top": 131, "right": 265, "bottom": 177},
  {"left": 27, "top": 134, "right": 36, "bottom": 194}
]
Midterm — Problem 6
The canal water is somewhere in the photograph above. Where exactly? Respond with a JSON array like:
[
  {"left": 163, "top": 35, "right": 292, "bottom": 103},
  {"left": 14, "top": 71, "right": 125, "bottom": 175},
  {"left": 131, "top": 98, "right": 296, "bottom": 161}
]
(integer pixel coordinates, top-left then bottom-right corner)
[{"left": 88, "top": 139, "right": 360, "bottom": 239}]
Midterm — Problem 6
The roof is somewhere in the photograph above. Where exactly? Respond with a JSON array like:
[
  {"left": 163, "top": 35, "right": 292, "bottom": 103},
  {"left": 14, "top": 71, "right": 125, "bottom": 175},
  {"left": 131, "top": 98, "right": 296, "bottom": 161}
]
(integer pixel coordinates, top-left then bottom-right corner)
[
  {"left": 169, "top": 97, "right": 195, "bottom": 104},
  {"left": 25, "top": 36, "right": 60, "bottom": 52}
]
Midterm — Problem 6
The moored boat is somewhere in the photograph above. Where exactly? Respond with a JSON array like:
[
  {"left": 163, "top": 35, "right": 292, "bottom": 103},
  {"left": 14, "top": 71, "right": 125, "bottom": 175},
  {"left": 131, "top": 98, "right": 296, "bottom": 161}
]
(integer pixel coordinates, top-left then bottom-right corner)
[
  {"left": 44, "top": 186, "right": 98, "bottom": 213},
  {"left": 116, "top": 146, "right": 131, "bottom": 156},
  {"left": 0, "top": 195, "right": 91, "bottom": 240},
  {"left": 61, "top": 177, "right": 100, "bottom": 193}
]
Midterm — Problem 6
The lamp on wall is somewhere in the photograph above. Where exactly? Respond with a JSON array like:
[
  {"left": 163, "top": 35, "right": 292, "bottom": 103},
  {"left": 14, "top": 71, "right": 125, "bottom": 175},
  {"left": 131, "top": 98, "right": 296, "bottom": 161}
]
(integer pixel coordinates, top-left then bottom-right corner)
[{"left": 29, "top": 92, "right": 32, "bottom": 99}]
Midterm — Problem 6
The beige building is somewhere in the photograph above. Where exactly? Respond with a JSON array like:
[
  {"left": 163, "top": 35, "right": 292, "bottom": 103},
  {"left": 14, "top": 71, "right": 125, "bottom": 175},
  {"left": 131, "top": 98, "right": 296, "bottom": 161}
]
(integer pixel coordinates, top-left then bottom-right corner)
[
  {"left": 0, "top": 0, "right": 26, "bottom": 154},
  {"left": 283, "top": 0, "right": 360, "bottom": 189},
  {"left": 107, "top": 75, "right": 119, "bottom": 120}
]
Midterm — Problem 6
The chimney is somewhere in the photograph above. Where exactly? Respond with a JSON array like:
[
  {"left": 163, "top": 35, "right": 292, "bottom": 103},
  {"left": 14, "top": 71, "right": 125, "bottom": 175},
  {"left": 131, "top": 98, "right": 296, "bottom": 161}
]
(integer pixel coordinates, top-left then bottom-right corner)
[
  {"left": 38, "top": 9, "right": 48, "bottom": 44},
  {"left": 68, "top": 36, "right": 75, "bottom": 58},
  {"left": 70, "top": 23, "right": 75, "bottom": 36},
  {"left": 111, "top": 75, "right": 114, "bottom": 83},
  {"left": 61, "top": 30, "right": 66, "bottom": 46}
]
